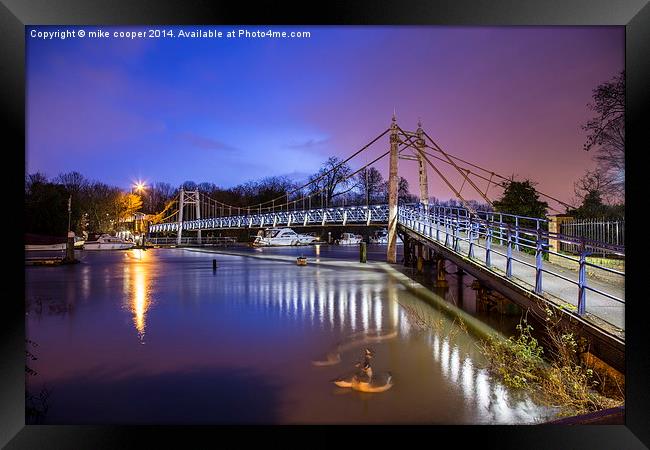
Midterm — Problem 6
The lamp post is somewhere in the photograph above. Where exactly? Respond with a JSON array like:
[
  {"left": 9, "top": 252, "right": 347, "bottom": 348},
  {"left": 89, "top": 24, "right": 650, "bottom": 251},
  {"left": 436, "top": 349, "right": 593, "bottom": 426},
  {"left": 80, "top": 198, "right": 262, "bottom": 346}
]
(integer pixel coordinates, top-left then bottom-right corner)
[{"left": 133, "top": 181, "right": 147, "bottom": 248}]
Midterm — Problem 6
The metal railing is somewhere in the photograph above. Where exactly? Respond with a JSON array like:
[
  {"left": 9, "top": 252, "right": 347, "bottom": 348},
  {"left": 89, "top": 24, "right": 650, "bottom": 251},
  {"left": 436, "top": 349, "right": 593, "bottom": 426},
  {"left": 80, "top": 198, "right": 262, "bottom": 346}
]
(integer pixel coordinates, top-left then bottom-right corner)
[
  {"left": 149, "top": 204, "right": 390, "bottom": 233},
  {"left": 399, "top": 204, "right": 625, "bottom": 318},
  {"left": 560, "top": 218, "right": 624, "bottom": 257},
  {"left": 148, "top": 236, "right": 237, "bottom": 246}
]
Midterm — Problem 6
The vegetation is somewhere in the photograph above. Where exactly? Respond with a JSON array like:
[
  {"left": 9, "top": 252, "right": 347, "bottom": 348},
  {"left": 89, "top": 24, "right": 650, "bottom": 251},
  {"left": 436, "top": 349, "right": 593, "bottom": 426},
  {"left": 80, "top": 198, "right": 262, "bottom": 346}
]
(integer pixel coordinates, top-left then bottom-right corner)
[
  {"left": 492, "top": 179, "right": 548, "bottom": 219},
  {"left": 569, "top": 71, "right": 625, "bottom": 219},
  {"left": 479, "top": 306, "right": 624, "bottom": 417},
  {"left": 580, "top": 70, "right": 625, "bottom": 203}
]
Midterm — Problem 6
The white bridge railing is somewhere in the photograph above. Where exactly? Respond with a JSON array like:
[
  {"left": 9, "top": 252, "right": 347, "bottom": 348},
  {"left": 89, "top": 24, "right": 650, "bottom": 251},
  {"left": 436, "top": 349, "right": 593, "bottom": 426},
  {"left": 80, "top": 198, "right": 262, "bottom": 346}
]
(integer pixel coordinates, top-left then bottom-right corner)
[{"left": 148, "top": 204, "right": 390, "bottom": 233}]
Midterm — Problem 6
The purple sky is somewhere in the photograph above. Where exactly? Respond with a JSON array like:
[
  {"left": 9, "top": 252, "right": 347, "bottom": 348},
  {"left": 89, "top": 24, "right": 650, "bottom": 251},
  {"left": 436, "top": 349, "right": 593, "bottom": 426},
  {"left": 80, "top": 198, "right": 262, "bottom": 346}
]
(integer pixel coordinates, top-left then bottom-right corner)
[{"left": 26, "top": 26, "right": 623, "bottom": 210}]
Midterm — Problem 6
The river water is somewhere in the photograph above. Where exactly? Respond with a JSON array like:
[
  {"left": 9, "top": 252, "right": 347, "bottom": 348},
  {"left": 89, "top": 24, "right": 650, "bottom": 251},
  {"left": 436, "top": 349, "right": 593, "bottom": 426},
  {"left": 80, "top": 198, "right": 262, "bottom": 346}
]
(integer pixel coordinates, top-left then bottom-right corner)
[{"left": 25, "top": 246, "right": 556, "bottom": 424}]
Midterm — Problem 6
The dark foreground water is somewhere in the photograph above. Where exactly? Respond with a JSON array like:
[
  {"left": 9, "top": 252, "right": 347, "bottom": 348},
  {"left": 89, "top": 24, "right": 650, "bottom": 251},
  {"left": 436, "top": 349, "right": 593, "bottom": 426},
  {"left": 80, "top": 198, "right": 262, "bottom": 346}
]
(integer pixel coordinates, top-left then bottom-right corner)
[{"left": 25, "top": 246, "right": 556, "bottom": 424}]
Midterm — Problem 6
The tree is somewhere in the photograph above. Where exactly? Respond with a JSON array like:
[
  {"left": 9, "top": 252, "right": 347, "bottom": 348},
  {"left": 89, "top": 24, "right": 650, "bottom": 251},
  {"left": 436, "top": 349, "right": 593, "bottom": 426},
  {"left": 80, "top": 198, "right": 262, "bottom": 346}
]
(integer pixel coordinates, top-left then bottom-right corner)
[
  {"left": 356, "top": 167, "right": 385, "bottom": 205},
  {"left": 380, "top": 176, "right": 417, "bottom": 203},
  {"left": 398, "top": 177, "right": 417, "bottom": 203},
  {"left": 25, "top": 172, "right": 48, "bottom": 193},
  {"left": 116, "top": 193, "right": 143, "bottom": 221},
  {"left": 492, "top": 179, "right": 548, "bottom": 219},
  {"left": 25, "top": 176, "right": 70, "bottom": 235},
  {"left": 148, "top": 182, "right": 177, "bottom": 214},
  {"left": 54, "top": 171, "right": 88, "bottom": 194},
  {"left": 308, "top": 157, "right": 355, "bottom": 206},
  {"left": 582, "top": 70, "right": 624, "bottom": 201},
  {"left": 83, "top": 182, "right": 121, "bottom": 233},
  {"left": 571, "top": 170, "right": 624, "bottom": 219}
]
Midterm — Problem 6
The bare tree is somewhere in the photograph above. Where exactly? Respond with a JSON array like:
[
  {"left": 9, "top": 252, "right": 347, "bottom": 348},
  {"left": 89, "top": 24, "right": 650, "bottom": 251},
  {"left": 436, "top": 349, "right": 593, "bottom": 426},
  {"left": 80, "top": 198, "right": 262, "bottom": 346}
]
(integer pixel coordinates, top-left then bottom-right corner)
[
  {"left": 308, "top": 156, "right": 355, "bottom": 206},
  {"left": 356, "top": 167, "right": 385, "bottom": 205},
  {"left": 54, "top": 171, "right": 88, "bottom": 194},
  {"left": 582, "top": 71, "right": 624, "bottom": 201}
]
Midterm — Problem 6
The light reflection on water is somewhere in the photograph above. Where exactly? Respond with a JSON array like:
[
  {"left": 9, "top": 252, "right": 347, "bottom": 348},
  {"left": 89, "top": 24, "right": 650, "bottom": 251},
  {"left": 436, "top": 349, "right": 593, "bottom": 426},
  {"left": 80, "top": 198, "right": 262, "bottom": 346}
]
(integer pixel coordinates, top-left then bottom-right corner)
[{"left": 25, "top": 248, "right": 555, "bottom": 424}]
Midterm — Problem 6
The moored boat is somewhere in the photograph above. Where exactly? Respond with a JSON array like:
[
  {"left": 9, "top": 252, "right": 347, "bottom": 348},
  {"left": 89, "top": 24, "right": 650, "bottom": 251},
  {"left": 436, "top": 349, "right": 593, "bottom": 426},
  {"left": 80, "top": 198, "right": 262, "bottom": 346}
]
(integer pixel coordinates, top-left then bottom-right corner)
[
  {"left": 253, "top": 227, "right": 318, "bottom": 246},
  {"left": 335, "top": 232, "right": 363, "bottom": 245},
  {"left": 369, "top": 228, "right": 403, "bottom": 245},
  {"left": 25, "top": 243, "right": 67, "bottom": 251},
  {"left": 25, "top": 233, "right": 67, "bottom": 251},
  {"left": 83, "top": 234, "right": 135, "bottom": 250}
]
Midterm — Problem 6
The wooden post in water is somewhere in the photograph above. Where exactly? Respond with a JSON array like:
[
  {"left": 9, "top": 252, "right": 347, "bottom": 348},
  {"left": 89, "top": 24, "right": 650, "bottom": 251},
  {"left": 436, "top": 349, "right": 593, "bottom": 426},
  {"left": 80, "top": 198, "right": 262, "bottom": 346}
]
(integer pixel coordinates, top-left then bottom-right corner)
[
  {"left": 359, "top": 241, "right": 367, "bottom": 263},
  {"left": 387, "top": 112, "right": 400, "bottom": 264},
  {"left": 65, "top": 231, "right": 75, "bottom": 263}
]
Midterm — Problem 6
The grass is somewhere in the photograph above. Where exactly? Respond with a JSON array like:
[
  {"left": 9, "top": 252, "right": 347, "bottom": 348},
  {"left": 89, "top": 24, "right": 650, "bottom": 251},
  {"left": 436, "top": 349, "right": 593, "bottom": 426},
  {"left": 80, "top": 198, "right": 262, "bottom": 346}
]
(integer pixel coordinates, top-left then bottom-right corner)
[{"left": 478, "top": 305, "right": 624, "bottom": 417}]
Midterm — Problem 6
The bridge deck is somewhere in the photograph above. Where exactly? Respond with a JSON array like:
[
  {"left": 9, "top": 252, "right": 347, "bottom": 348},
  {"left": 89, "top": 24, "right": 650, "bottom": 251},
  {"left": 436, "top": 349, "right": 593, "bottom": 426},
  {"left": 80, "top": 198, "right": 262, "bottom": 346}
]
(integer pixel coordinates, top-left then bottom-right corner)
[
  {"left": 456, "top": 237, "right": 623, "bottom": 332},
  {"left": 400, "top": 222, "right": 624, "bottom": 336}
]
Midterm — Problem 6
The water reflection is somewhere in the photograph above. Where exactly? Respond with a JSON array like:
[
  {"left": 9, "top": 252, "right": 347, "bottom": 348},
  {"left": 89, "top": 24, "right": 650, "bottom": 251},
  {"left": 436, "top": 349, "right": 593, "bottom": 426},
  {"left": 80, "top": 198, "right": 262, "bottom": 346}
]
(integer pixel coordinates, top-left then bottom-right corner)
[
  {"left": 123, "top": 250, "right": 154, "bottom": 343},
  {"left": 210, "top": 265, "right": 402, "bottom": 335},
  {"left": 27, "top": 250, "right": 555, "bottom": 424}
]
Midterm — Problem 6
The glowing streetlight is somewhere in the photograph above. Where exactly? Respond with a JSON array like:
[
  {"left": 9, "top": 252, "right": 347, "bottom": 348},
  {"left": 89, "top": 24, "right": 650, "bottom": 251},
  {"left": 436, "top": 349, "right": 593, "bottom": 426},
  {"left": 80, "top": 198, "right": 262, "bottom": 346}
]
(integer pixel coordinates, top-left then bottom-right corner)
[
  {"left": 133, "top": 181, "right": 146, "bottom": 194},
  {"left": 131, "top": 181, "right": 147, "bottom": 247}
]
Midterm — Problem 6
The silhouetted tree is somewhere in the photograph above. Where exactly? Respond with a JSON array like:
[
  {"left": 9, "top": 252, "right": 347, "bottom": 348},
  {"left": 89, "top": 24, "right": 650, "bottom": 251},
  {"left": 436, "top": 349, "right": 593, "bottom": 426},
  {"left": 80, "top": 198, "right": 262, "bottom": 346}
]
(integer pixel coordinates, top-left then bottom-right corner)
[
  {"left": 582, "top": 70, "right": 624, "bottom": 202},
  {"left": 308, "top": 157, "right": 355, "bottom": 206},
  {"left": 356, "top": 167, "right": 385, "bottom": 205},
  {"left": 493, "top": 179, "right": 548, "bottom": 219}
]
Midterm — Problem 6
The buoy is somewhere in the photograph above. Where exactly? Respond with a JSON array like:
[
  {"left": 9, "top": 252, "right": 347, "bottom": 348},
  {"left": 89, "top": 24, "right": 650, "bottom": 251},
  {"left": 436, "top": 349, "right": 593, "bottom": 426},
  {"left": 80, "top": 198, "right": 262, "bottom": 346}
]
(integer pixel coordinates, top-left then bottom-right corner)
[{"left": 297, "top": 256, "right": 307, "bottom": 266}]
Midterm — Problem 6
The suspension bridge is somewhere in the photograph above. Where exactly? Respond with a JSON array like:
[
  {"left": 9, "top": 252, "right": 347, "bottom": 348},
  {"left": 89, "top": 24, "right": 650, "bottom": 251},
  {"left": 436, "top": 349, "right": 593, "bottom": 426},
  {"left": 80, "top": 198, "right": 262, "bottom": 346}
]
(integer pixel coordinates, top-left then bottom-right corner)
[{"left": 147, "top": 114, "right": 625, "bottom": 370}]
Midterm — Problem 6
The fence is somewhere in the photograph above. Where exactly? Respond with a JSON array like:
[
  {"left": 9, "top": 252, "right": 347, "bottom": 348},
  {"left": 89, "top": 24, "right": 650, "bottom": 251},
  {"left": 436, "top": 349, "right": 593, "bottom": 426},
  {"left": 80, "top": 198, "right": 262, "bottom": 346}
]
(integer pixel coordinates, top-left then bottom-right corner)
[
  {"left": 560, "top": 219, "right": 624, "bottom": 257},
  {"left": 148, "top": 236, "right": 237, "bottom": 246}
]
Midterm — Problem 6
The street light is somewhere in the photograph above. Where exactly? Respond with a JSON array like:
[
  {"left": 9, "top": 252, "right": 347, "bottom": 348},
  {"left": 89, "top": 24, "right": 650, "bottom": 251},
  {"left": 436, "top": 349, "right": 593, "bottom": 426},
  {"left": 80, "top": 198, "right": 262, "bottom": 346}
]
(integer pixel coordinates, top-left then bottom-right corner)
[{"left": 132, "top": 181, "right": 147, "bottom": 247}]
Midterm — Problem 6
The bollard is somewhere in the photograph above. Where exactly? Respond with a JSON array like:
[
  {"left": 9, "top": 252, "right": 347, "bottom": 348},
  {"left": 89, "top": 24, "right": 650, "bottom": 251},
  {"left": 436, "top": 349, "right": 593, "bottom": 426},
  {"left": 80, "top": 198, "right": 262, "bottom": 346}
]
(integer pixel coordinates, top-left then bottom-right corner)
[
  {"left": 65, "top": 231, "right": 75, "bottom": 263},
  {"left": 212, "top": 259, "right": 217, "bottom": 271},
  {"left": 359, "top": 241, "right": 367, "bottom": 263}
]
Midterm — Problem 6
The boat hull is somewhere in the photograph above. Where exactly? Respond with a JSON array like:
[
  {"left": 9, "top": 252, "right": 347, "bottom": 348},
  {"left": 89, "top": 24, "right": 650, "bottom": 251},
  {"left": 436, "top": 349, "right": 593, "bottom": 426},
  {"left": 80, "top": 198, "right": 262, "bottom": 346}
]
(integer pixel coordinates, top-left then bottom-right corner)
[
  {"left": 83, "top": 243, "right": 135, "bottom": 250},
  {"left": 25, "top": 243, "right": 67, "bottom": 251}
]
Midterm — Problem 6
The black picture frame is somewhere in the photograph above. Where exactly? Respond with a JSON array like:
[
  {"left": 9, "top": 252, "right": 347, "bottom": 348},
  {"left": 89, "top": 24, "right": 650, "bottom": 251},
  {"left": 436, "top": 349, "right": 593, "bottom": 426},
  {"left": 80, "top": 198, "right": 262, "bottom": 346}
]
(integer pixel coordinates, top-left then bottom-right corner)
[{"left": 2, "top": 0, "right": 649, "bottom": 447}]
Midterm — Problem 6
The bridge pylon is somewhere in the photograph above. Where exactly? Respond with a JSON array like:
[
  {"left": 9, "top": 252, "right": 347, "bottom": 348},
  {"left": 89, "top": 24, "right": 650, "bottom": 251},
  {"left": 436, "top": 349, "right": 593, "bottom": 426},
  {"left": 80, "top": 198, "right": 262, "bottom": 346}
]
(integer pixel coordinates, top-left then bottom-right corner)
[
  {"left": 416, "top": 119, "right": 429, "bottom": 213},
  {"left": 177, "top": 189, "right": 201, "bottom": 245},
  {"left": 387, "top": 113, "right": 400, "bottom": 264}
]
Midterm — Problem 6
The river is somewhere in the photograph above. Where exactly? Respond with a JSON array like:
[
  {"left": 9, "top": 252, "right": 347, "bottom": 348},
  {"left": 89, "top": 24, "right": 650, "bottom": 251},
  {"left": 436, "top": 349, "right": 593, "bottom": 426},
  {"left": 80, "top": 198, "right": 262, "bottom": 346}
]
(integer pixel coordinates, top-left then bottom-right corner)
[{"left": 25, "top": 245, "right": 556, "bottom": 424}]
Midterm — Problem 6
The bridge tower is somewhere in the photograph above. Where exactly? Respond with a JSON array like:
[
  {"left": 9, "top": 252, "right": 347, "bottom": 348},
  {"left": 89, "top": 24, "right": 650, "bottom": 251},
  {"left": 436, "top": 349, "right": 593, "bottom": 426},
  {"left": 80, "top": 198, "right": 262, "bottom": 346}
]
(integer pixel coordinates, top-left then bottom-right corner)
[
  {"left": 177, "top": 189, "right": 201, "bottom": 245},
  {"left": 416, "top": 119, "right": 429, "bottom": 213},
  {"left": 387, "top": 112, "right": 400, "bottom": 263}
]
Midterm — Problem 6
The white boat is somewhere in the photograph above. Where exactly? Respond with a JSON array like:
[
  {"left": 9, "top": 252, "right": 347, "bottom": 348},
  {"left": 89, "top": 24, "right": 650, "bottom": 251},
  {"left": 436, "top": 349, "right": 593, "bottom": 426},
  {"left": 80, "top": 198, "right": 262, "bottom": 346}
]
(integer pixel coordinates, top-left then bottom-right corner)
[
  {"left": 296, "top": 232, "right": 320, "bottom": 245},
  {"left": 25, "top": 243, "right": 67, "bottom": 251},
  {"left": 369, "top": 228, "right": 403, "bottom": 245},
  {"left": 336, "top": 233, "right": 363, "bottom": 245},
  {"left": 83, "top": 234, "right": 135, "bottom": 250},
  {"left": 253, "top": 228, "right": 301, "bottom": 246}
]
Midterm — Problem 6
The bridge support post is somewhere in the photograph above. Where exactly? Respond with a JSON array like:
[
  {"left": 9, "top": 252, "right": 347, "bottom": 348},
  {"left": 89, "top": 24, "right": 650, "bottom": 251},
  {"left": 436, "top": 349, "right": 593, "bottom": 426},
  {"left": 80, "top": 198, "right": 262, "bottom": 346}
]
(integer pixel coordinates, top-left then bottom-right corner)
[
  {"left": 415, "top": 243, "right": 425, "bottom": 273},
  {"left": 196, "top": 193, "right": 202, "bottom": 245},
  {"left": 578, "top": 241, "right": 588, "bottom": 315},
  {"left": 177, "top": 189, "right": 184, "bottom": 245},
  {"left": 387, "top": 113, "right": 400, "bottom": 263},
  {"left": 402, "top": 234, "right": 411, "bottom": 266},
  {"left": 416, "top": 120, "right": 429, "bottom": 214},
  {"left": 434, "top": 254, "right": 449, "bottom": 288}
]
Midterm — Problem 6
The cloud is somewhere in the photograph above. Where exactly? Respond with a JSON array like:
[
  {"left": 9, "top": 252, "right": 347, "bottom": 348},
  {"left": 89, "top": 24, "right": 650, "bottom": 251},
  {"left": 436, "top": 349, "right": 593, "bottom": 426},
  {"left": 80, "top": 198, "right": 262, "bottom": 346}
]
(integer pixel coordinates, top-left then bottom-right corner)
[
  {"left": 179, "top": 132, "right": 238, "bottom": 151},
  {"left": 286, "top": 137, "right": 329, "bottom": 149}
]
